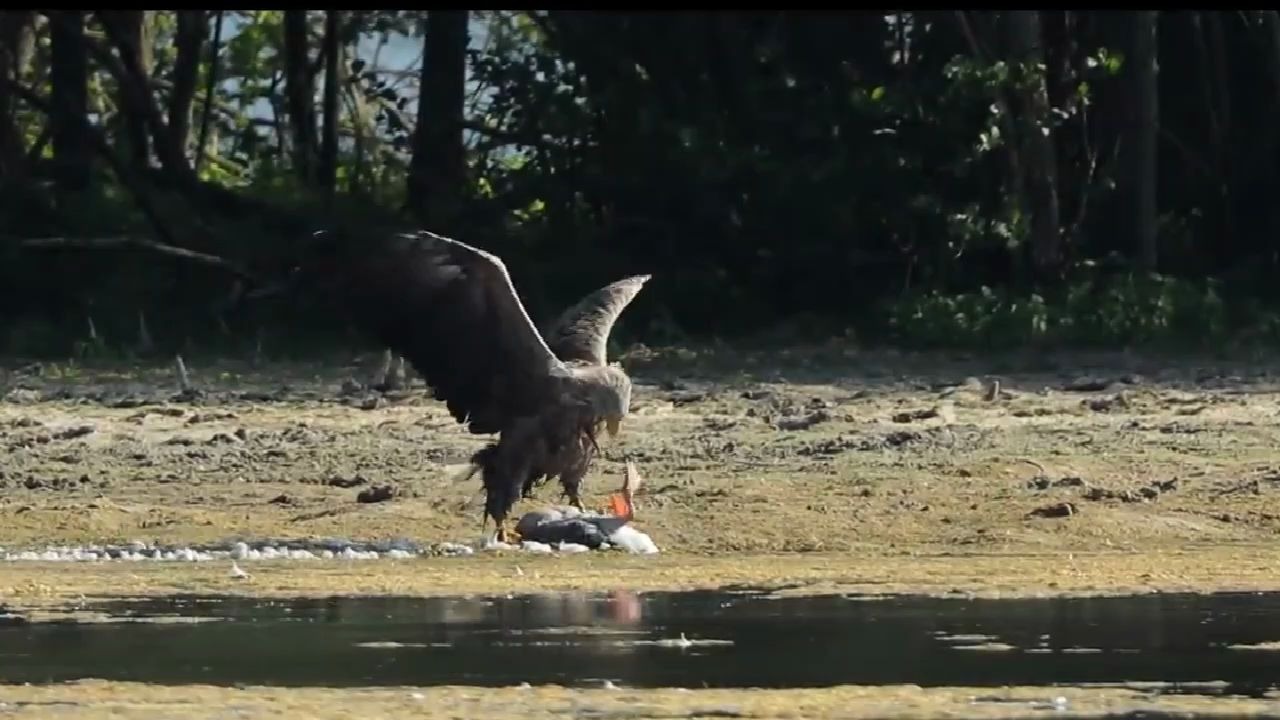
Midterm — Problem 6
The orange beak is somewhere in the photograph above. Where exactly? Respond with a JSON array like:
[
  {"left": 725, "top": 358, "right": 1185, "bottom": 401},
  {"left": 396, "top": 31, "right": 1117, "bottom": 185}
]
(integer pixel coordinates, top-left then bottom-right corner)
[
  {"left": 609, "top": 492, "right": 632, "bottom": 519},
  {"left": 608, "top": 461, "right": 642, "bottom": 520}
]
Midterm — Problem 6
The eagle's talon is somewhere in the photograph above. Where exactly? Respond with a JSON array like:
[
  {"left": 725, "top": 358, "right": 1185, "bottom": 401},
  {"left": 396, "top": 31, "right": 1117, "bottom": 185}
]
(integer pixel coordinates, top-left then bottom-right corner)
[{"left": 495, "top": 520, "right": 522, "bottom": 544}]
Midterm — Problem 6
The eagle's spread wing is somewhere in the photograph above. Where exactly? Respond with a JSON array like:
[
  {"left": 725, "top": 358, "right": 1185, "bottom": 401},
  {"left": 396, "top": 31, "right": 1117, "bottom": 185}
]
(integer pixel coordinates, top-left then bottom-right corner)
[
  {"left": 315, "top": 230, "right": 567, "bottom": 434},
  {"left": 544, "top": 275, "right": 651, "bottom": 366}
]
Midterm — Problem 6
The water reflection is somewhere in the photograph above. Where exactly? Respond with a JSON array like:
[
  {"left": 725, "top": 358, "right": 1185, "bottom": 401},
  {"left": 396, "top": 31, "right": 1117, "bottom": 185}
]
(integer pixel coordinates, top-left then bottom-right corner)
[{"left": 1, "top": 589, "right": 1280, "bottom": 690}]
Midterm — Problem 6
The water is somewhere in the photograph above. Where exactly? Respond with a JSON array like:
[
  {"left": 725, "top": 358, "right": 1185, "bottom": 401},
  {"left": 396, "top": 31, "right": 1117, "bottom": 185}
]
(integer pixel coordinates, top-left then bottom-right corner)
[{"left": 2, "top": 589, "right": 1280, "bottom": 692}]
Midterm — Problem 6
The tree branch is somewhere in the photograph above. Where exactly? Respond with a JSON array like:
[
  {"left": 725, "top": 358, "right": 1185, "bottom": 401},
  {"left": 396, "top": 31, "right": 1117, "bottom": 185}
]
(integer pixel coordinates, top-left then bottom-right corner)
[{"left": 12, "top": 235, "right": 248, "bottom": 274}]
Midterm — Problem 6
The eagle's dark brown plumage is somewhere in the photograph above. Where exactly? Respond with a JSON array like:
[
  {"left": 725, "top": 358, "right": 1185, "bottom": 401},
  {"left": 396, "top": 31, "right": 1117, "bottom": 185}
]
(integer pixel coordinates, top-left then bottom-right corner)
[{"left": 290, "top": 229, "right": 650, "bottom": 541}]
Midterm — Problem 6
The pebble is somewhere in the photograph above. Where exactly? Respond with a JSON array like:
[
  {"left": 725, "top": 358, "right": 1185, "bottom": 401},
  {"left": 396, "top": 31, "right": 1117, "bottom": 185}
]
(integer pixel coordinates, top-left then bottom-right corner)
[{"left": 0, "top": 528, "right": 660, "bottom": 562}]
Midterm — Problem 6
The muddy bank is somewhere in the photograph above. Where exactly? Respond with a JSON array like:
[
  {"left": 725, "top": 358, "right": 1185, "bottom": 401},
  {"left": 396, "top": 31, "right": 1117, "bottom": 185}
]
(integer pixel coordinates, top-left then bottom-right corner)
[
  {"left": 1, "top": 679, "right": 1277, "bottom": 719},
  {"left": 7, "top": 547, "right": 1280, "bottom": 614},
  {"left": 4, "top": 348, "right": 1280, "bottom": 595}
]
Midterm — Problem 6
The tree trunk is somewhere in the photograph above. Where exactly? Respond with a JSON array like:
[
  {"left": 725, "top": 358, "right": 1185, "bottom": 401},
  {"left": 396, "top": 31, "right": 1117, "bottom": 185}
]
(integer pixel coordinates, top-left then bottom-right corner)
[
  {"left": 1005, "top": 10, "right": 1063, "bottom": 279},
  {"left": 1129, "top": 10, "right": 1159, "bottom": 271},
  {"left": 168, "top": 10, "right": 206, "bottom": 167},
  {"left": 407, "top": 10, "right": 469, "bottom": 229},
  {"left": 49, "top": 10, "right": 91, "bottom": 194},
  {"left": 318, "top": 10, "right": 341, "bottom": 196},
  {"left": 94, "top": 11, "right": 193, "bottom": 185},
  {"left": 282, "top": 10, "right": 316, "bottom": 186},
  {"left": 1263, "top": 12, "right": 1280, "bottom": 101},
  {"left": 112, "top": 11, "right": 151, "bottom": 166},
  {"left": 194, "top": 10, "right": 224, "bottom": 174},
  {"left": 0, "top": 11, "right": 34, "bottom": 180}
]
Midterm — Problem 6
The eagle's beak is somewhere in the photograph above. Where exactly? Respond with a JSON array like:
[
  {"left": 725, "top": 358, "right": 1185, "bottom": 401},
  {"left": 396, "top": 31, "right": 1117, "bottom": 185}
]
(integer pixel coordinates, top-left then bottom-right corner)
[{"left": 606, "top": 416, "right": 621, "bottom": 438}]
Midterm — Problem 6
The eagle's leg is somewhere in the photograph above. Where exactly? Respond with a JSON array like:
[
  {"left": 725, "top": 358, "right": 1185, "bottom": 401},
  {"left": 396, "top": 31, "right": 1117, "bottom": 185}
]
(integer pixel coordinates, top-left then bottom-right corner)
[
  {"left": 561, "top": 466, "right": 586, "bottom": 511},
  {"left": 520, "top": 467, "right": 547, "bottom": 500},
  {"left": 485, "top": 460, "right": 532, "bottom": 545},
  {"left": 559, "top": 432, "right": 594, "bottom": 512}
]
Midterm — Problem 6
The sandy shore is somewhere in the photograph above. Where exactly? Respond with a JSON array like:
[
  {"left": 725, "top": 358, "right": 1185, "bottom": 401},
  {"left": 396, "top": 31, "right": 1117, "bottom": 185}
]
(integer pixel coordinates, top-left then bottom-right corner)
[{"left": 1, "top": 679, "right": 1277, "bottom": 719}]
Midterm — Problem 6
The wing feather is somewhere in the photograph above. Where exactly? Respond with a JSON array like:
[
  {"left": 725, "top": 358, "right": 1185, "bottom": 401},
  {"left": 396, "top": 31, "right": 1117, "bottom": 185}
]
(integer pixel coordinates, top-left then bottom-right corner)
[
  {"left": 307, "top": 229, "right": 567, "bottom": 434},
  {"left": 544, "top": 274, "right": 651, "bottom": 365}
]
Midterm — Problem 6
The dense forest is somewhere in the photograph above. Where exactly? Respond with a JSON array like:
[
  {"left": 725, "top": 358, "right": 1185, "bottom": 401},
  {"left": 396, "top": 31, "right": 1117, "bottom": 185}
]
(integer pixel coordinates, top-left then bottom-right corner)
[{"left": 1, "top": 10, "right": 1279, "bottom": 358}]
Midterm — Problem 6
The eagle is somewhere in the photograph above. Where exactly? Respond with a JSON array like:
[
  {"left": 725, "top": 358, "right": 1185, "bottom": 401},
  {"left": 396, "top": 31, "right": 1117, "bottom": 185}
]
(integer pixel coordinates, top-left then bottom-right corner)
[{"left": 285, "top": 229, "right": 651, "bottom": 542}]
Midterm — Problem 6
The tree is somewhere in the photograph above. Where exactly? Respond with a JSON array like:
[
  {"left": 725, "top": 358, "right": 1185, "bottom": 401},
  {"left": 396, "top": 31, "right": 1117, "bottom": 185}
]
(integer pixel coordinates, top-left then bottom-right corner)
[
  {"left": 407, "top": 10, "right": 468, "bottom": 229},
  {"left": 1005, "top": 10, "right": 1064, "bottom": 279},
  {"left": 107, "top": 11, "right": 151, "bottom": 166},
  {"left": 48, "top": 10, "right": 90, "bottom": 195},
  {"left": 283, "top": 10, "right": 317, "bottom": 186},
  {"left": 168, "top": 10, "right": 207, "bottom": 166},
  {"left": 0, "top": 11, "right": 35, "bottom": 180},
  {"left": 1129, "top": 10, "right": 1159, "bottom": 271},
  {"left": 318, "top": 10, "right": 341, "bottom": 196}
]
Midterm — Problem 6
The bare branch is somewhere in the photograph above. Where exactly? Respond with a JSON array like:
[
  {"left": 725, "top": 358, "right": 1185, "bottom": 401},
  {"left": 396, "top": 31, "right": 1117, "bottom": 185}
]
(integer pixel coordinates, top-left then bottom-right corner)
[
  {"left": 14, "top": 235, "right": 248, "bottom": 274},
  {"left": 1063, "top": 139, "right": 1121, "bottom": 249}
]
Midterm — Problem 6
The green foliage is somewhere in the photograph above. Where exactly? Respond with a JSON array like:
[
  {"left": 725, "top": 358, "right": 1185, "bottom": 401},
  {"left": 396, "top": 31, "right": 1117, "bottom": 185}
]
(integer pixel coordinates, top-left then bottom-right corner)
[
  {"left": 5, "top": 11, "right": 1280, "bottom": 359},
  {"left": 885, "top": 264, "right": 1248, "bottom": 351}
]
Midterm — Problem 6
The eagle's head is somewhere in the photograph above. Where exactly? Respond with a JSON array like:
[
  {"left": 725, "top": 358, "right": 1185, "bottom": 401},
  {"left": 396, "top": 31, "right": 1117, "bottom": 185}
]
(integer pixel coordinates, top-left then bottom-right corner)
[{"left": 574, "top": 363, "right": 632, "bottom": 439}]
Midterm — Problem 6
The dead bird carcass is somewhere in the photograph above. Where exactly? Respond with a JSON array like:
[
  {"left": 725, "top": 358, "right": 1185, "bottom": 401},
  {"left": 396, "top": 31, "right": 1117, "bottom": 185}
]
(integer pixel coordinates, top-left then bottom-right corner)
[{"left": 513, "top": 461, "right": 658, "bottom": 554}]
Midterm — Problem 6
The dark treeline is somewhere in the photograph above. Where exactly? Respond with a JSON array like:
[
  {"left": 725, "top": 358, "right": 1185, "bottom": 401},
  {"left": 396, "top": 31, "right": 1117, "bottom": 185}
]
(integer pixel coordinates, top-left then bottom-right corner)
[{"left": 1, "top": 10, "right": 1278, "bottom": 358}]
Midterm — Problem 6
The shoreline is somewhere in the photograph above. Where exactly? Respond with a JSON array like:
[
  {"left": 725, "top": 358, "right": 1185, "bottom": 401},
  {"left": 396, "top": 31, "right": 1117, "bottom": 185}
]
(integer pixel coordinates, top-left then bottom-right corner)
[
  {"left": 0, "top": 679, "right": 1275, "bottom": 719},
  {"left": 6, "top": 545, "right": 1280, "bottom": 614}
]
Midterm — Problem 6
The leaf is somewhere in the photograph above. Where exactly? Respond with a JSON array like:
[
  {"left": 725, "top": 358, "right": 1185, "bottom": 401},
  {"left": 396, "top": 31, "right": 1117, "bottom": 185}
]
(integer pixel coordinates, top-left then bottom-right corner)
[{"left": 870, "top": 86, "right": 886, "bottom": 102}]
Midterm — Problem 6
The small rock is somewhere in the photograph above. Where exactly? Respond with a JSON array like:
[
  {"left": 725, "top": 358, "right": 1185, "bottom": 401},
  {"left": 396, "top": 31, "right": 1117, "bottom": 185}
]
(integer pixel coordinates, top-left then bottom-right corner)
[
  {"left": 3, "top": 389, "right": 42, "bottom": 404},
  {"left": 357, "top": 485, "right": 397, "bottom": 503},
  {"left": 892, "top": 408, "right": 938, "bottom": 423},
  {"left": 109, "top": 397, "right": 150, "bottom": 409},
  {"left": 186, "top": 411, "right": 238, "bottom": 425},
  {"left": 1062, "top": 377, "right": 1113, "bottom": 392},
  {"left": 53, "top": 425, "right": 95, "bottom": 440},
  {"left": 774, "top": 410, "right": 831, "bottom": 431},
  {"left": 883, "top": 430, "right": 921, "bottom": 447},
  {"left": 327, "top": 474, "right": 368, "bottom": 488},
  {"left": 1029, "top": 502, "right": 1077, "bottom": 519},
  {"left": 1085, "top": 393, "right": 1129, "bottom": 412},
  {"left": 669, "top": 391, "right": 708, "bottom": 406},
  {"left": 1028, "top": 476, "right": 1052, "bottom": 490},
  {"left": 1029, "top": 476, "right": 1087, "bottom": 490}
]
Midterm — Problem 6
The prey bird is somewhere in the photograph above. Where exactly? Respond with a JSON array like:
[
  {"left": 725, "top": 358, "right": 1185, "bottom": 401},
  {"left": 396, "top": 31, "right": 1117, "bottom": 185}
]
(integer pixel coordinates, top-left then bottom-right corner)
[{"left": 286, "top": 229, "right": 651, "bottom": 542}]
